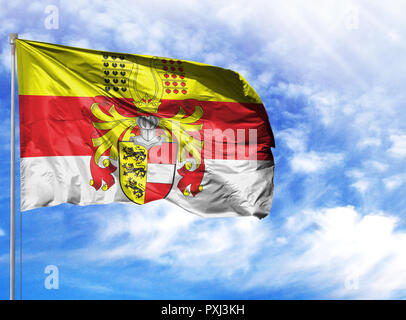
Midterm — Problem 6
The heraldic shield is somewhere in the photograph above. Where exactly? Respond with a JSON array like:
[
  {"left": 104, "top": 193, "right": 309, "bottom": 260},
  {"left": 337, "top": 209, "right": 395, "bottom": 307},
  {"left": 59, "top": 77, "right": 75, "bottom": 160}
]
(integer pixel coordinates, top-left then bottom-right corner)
[{"left": 119, "top": 140, "right": 177, "bottom": 205}]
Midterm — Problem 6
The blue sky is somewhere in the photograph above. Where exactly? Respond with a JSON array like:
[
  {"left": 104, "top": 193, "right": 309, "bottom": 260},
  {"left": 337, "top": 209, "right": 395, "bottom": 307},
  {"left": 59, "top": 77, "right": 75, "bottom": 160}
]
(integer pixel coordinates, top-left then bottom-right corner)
[{"left": 1, "top": 0, "right": 406, "bottom": 299}]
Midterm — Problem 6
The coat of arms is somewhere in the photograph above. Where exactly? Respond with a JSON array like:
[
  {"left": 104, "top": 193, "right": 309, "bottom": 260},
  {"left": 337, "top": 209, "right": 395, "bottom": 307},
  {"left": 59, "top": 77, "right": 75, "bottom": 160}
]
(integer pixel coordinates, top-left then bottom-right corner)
[{"left": 88, "top": 53, "right": 204, "bottom": 204}]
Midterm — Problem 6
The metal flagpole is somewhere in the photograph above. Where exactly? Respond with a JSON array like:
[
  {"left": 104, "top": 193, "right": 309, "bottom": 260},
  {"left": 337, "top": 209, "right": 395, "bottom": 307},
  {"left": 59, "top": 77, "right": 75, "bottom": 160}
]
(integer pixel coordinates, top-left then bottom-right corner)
[{"left": 9, "top": 32, "right": 18, "bottom": 301}]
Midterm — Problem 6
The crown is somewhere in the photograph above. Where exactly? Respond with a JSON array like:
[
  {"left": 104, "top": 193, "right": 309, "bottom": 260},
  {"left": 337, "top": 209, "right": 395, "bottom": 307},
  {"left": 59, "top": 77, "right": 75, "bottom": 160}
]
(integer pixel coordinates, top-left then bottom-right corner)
[{"left": 134, "top": 94, "right": 161, "bottom": 113}]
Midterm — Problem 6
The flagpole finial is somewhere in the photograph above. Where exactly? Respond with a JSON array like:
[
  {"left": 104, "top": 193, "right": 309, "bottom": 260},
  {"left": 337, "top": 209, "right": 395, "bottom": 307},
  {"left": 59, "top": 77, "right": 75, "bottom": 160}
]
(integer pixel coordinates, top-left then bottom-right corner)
[{"left": 9, "top": 33, "right": 18, "bottom": 45}]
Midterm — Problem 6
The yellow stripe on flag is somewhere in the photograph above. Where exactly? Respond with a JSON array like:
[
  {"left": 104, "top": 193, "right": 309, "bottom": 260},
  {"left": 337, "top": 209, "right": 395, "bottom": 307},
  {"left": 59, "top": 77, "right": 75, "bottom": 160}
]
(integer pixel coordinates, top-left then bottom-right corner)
[{"left": 16, "top": 39, "right": 262, "bottom": 104}]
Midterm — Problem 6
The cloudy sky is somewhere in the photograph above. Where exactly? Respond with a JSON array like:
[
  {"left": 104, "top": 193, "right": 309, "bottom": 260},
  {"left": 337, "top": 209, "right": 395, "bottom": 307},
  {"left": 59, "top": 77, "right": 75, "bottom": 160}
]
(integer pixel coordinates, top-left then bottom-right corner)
[{"left": 1, "top": 0, "right": 406, "bottom": 299}]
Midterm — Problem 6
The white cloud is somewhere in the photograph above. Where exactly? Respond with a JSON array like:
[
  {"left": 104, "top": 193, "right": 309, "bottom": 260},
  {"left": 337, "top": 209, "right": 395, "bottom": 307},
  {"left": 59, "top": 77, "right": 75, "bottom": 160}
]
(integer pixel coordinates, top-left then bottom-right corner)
[
  {"left": 66, "top": 203, "right": 406, "bottom": 299},
  {"left": 0, "top": 228, "right": 5, "bottom": 237},
  {"left": 311, "top": 91, "right": 341, "bottom": 126},
  {"left": 81, "top": 202, "right": 270, "bottom": 279},
  {"left": 277, "top": 128, "right": 308, "bottom": 152},
  {"left": 383, "top": 174, "right": 406, "bottom": 190},
  {"left": 388, "top": 134, "right": 406, "bottom": 158},
  {"left": 357, "top": 137, "right": 381, "bottom": 149},
  {"left": 65, "top": 38, "right": 91, "bottom": 49},
  {"left": 351, "top": 179, "right": 371, "bottom": 194},
  {"left": 277, "top": 127, "right": 344, "bottom": 174},
  {"left": 291, "top": 151, "right": 344, "bottom": 173},
  {"left": 246, "top": 206, "right": 406, "bottom": 299},
  {"left": 364, "top": 160, "right": 388, "bottom": 172},
  {"left": 203, "top": 52, "right": 226, "bottom": 66}
]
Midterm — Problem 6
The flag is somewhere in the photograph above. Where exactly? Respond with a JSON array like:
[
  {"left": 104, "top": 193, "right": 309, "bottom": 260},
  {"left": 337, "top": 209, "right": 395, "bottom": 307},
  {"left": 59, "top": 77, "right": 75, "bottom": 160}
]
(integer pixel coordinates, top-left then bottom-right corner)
[{"left": 16, "top": 39, "right": 275, "bottom": 218}]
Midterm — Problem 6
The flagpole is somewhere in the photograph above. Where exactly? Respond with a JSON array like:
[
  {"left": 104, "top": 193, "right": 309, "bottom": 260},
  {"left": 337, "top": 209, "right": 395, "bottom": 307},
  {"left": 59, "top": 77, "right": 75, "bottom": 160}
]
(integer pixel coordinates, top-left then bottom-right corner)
[{"left": 9, "top": 32, "right": 18, "bottom": 301}]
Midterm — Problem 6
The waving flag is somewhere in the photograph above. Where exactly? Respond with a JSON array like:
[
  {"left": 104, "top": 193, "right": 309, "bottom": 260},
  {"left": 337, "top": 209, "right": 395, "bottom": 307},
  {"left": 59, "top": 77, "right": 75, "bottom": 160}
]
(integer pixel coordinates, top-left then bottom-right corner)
[{"left": 16, "top": 39, "right": 275, "bottom": 218}]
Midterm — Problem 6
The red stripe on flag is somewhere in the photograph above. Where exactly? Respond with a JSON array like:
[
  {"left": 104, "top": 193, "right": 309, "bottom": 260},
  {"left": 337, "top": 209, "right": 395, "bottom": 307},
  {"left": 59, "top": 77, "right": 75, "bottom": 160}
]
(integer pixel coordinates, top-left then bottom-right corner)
[{"left": 19, "top": 95, "right": 274, "bottom": 160}]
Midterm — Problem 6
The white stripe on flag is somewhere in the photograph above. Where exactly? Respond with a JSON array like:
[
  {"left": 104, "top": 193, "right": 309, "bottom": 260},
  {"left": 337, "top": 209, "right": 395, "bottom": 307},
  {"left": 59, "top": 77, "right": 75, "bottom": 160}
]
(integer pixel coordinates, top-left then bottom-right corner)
[{"left": 20, "top": 156, "right": 274, "bottom": 217}]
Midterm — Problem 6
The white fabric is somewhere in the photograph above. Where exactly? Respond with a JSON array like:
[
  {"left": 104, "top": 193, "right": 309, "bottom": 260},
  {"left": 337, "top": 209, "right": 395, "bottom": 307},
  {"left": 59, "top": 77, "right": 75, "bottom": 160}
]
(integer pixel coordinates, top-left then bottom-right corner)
[
  {"left": 20, "top": 156, "right": 274, "bottom": 218},
  {"left": 146, "top": 163, "right": 175, "bottom": 184}
]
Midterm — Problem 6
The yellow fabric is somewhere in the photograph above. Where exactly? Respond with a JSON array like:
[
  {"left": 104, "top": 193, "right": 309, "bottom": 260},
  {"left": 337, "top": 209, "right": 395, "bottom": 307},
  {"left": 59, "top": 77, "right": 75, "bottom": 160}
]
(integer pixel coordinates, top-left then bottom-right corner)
[{"left": 16, "top": 39, "right": 262, "bottom": 104}]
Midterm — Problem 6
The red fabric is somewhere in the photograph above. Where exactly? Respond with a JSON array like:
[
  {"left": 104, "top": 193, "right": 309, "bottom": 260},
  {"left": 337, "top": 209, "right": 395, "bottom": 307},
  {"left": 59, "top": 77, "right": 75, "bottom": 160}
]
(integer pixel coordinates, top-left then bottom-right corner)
[
  {"left": 19, "top": 95, "right": 275, "bottom": 160},
  {"left": 144, "top": 182, "right": 173, "bottom": 203}
]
